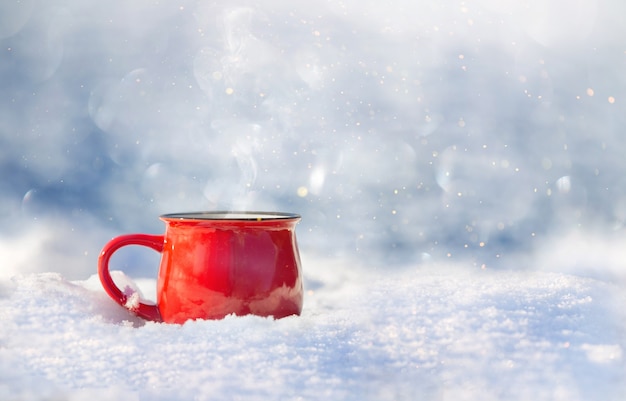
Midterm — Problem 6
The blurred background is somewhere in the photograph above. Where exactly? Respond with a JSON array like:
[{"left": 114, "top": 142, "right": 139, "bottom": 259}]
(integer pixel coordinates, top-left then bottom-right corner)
[{"left": 1, "top": 0, "right": 625, "bottom": 280}]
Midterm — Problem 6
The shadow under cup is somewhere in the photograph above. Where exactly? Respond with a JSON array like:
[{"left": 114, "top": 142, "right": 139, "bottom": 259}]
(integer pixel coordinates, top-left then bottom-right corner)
[{"left": 98, "top": 211, "right": 303, "bottom": 324}]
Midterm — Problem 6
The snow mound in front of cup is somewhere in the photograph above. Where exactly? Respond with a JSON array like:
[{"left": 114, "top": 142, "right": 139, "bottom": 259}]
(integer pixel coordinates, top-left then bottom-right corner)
[{"left": 106, "top": 270, "right": 158, "bottom": 309}]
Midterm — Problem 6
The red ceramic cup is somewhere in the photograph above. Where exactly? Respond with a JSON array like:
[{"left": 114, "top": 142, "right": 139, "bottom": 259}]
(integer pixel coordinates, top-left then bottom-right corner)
[{"left": 98, "top": 211, "right": 303, "bottom": 324}]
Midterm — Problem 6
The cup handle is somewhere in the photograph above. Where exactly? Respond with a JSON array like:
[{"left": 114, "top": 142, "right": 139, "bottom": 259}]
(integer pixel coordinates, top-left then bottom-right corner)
[{"left": 98, "top": 234, "right": 164, "bottom": 322}]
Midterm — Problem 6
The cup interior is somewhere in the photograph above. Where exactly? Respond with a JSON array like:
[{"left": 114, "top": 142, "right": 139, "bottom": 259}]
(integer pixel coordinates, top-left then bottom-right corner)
[{"left": 160, "top": 211, "right": 300, "bottom": 221}]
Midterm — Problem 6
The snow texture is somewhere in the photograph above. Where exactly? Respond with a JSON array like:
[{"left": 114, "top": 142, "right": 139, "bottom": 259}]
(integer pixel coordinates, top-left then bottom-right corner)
[
  {"left": 2, "top": 258, "right": 625, "bottom": 401},
  {"left": 1, "top": 0, "right": 626, "bottom": 399}
]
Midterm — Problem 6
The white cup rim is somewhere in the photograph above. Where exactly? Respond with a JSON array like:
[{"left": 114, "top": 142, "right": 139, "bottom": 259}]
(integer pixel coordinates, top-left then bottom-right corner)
[{"left": 160, "top": 211, "right": 301, "bottom": 221}]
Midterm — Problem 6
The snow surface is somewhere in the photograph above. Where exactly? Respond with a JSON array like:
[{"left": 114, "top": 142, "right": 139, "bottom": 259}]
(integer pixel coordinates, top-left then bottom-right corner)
[
  {"left": 2, "top": 0, "right": 626, "bottom": 399},
  {"left": 2, "top": 256, "right": 625, "bottom": 401}
]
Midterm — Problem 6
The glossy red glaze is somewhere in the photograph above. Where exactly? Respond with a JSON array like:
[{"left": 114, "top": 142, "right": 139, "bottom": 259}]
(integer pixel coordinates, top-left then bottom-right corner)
[{"left": 98, "top": 212, "right": 303, "bottom": 324}]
